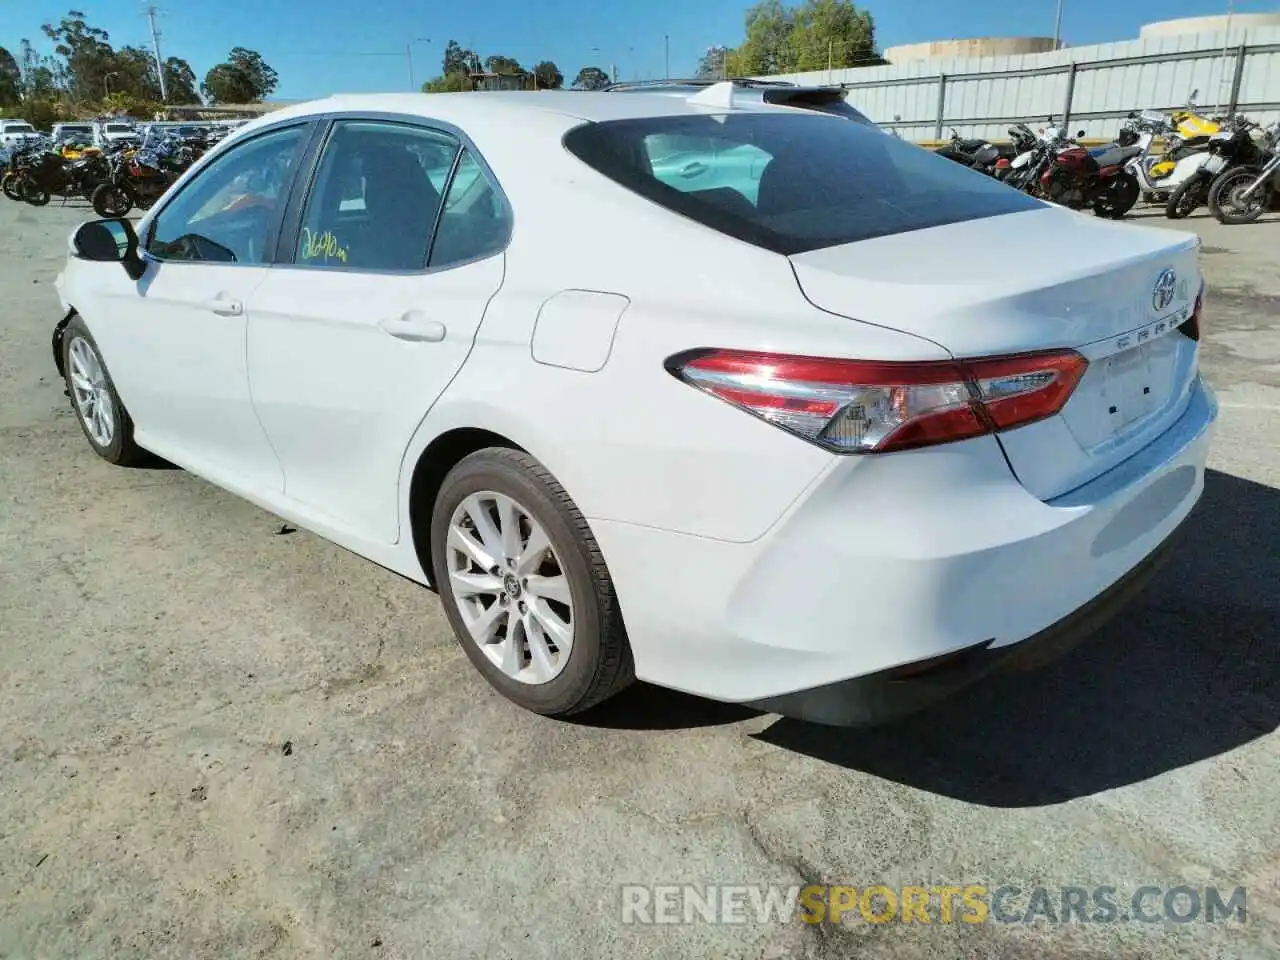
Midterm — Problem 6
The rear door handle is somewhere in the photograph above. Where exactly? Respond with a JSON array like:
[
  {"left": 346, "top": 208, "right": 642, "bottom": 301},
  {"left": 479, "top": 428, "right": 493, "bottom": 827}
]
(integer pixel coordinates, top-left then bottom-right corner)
[
  {"left": 200, "top": 296, "right": 243, "bottom": 317},
  {"left": 379, "top": 311, "right": 446, "bottom": 343},
  {"left": 680, "top": 161, "right": 708, "bottom": 179}
]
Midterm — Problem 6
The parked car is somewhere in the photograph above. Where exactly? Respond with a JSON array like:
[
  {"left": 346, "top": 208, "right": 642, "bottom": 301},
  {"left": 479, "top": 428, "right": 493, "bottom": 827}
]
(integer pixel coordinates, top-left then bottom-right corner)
[
  {"left": 52, "top": 122, "right": 97, "bottom": 145},
  {"left": 0, "top": 119, "right": 40, "bottom": 149},
  {"left": 96, "top": 120, "right": 140, "bottom": 146},
  {"left": 53, "top": 91, "right": 1216, "bottom": 725}
]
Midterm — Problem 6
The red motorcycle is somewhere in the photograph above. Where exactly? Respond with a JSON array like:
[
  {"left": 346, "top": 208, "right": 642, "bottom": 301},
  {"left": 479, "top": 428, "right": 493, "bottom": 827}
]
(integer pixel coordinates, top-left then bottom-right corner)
[{"left": 1037, "top": 140, "right": 1141, "bottom": 219}]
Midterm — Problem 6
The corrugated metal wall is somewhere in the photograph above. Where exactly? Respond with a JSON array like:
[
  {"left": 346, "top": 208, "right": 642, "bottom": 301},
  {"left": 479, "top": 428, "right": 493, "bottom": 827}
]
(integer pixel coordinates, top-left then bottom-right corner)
[{"left": 764, "top": 25, "right": 1280, "bottom": 142}]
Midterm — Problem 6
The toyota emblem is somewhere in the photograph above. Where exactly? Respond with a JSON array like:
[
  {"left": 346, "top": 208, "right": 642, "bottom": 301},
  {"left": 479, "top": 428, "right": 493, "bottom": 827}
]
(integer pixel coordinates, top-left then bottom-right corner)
[{"left": 1153, "top": 269, "right": 1177, "bottom": 313}]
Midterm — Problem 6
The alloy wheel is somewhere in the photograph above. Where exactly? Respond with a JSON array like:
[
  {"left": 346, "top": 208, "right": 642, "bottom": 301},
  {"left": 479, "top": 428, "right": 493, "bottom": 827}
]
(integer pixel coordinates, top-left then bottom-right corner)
[
  {"left": 68, "top": 336, "right": 114, "bottom": 447},
  {"left": 446, "top": 490, "right": 575, "bottom": 685}
]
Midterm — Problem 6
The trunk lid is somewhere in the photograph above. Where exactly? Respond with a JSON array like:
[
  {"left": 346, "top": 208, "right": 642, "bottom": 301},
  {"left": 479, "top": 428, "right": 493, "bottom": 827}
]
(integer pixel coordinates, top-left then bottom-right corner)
[{"left": 789, "top": 207, "right": 1202, "bottom": 500}]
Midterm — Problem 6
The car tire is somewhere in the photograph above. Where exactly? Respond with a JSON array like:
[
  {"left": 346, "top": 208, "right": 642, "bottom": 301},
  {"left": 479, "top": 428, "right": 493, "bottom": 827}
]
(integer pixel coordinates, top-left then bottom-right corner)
[
  {"left": 61, "top": 315, "right": 148, "bottom": 466},
  {"left": 430, "top": 447, "right": 634, "bottom": 717}
]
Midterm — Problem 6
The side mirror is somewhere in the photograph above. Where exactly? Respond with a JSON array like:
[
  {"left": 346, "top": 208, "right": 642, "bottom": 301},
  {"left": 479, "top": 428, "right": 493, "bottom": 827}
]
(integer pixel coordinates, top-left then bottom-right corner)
[{"left": 73, "top": 218, "right": 145, "bottom": 281}]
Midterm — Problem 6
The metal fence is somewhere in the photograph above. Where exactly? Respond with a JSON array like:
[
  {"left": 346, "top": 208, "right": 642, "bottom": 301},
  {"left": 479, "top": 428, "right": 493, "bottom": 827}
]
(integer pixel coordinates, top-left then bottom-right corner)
[{"left": 764, "top": 26, "right": 1280, "bottom": 143}]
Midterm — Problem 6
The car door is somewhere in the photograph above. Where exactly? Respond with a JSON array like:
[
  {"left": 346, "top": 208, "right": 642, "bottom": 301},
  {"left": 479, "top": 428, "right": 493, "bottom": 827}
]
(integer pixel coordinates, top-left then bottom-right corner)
[
  {"left": 87, "top": 121, "right": 314, "bottom": 491},
  {"left": 245, "top": 117, "right": 509, "bottom": 543}
]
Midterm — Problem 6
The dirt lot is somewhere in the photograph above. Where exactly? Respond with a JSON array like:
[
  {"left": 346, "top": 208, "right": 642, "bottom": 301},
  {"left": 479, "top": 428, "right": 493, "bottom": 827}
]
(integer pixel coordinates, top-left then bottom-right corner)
[{"left": 1, "top": 197, "right": 1278, "bottom": 960}]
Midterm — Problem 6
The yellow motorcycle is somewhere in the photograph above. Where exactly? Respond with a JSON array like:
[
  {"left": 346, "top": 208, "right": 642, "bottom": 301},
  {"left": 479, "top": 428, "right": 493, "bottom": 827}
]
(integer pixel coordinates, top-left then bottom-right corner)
[{"left": 1148, "top": 93, "right": 1224, "bottom": 179}]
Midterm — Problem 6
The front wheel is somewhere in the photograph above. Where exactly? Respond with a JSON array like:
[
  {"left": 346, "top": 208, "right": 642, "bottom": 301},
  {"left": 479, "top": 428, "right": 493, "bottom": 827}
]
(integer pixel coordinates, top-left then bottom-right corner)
[
  {"left": 91, "top": 181, "right": 135, "bottom": 218},
  {"left": 430, "top": 448, "right": 634, "bottom": 717},
  {"left": 1094, "top": 173, "right": 1139, "bottom": 219},
  {"left": 60, "top": 315, "right": 148, "bottom": 466},
  {"left": 1165, "top": 175, "right": 1207, "bottom": 219},
  {"left": 22, "top": 180, "right": 50, "bottom": 206},
  {"left": 1208, "top": 167, "right": 1270, "bottom": 225}
]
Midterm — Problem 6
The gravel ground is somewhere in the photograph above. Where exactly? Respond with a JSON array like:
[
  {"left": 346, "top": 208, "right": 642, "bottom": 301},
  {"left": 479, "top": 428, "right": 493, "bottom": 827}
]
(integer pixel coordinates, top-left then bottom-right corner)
[{"left": 1, "top": 197, "right": 1278, "bottom": 960}]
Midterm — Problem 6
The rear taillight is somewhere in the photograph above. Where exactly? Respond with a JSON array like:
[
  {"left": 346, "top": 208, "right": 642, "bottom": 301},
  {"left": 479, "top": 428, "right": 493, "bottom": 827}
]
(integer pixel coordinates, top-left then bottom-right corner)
[
  {"left": 1179, "top": 282, "right": 1204, "bottom": 342},
  {"left": 669, "top": 348, "right": 1088, "bottom": 454}
]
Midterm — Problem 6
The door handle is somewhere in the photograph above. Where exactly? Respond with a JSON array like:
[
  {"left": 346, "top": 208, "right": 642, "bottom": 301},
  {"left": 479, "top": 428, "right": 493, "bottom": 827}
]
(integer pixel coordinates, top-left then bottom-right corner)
[
  {"left": 200, "top": 296, "right": 243, "bottom": 317},
  {"left": 379, "top": 311, "right": 446, "bottom": 343},
  {"left": 680, "top": 161, "right": 708, "bottom": 179}
]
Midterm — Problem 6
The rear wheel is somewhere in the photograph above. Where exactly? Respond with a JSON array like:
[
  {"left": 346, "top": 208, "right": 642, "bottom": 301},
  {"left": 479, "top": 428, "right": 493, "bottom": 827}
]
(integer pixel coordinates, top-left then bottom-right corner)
[
  {"left": 1164, "top": 176, "right": 1206, "bottom": 219},
  {"left": 1208, "top": 167, "right": 1269, "bottom": 225},
  {"left": 430, "top": 448, "right": 633, "bottom": 717},
  {"left": 1094, "top": 173, "right": 1139, "bottom": 219},
  {"left": 92, "top": 181, "right": 135, "bottom": 218}
]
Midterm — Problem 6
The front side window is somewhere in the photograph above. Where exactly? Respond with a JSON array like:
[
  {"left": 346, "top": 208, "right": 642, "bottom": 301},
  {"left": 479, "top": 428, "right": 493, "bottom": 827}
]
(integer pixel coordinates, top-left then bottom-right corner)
[
  {"left": 565, "top": 113, "right": 1044, "bottom": 255},
  {"left": 295, "top": 120, "right": 459, "bottom": 271},
  {"left": 148, "top": 124, "right": 306, "bottom": 264}
]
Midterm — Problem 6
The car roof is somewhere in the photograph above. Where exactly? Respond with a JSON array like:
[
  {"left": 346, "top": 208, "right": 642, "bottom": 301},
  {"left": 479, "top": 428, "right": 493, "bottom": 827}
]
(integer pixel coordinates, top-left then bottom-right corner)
[{"left": 249, "top": 89, "right": 807, "bottom": 134}]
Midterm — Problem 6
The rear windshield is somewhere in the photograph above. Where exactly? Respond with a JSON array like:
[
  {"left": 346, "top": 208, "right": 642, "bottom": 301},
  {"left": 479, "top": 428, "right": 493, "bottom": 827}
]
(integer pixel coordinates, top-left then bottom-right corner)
[{"left": 563, "top": 113, "right": 1043, "bottom": 255}]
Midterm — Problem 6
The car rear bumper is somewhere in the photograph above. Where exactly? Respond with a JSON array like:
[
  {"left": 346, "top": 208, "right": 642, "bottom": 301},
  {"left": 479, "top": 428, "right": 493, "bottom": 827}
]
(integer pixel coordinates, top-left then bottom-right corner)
[{"left": 591, "top": 376, "right": 1217, "bottom": 715}]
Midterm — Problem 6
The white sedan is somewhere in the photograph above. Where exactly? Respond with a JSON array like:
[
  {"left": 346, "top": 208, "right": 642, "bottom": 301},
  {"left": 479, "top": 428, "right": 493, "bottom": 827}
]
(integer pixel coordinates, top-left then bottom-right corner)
[{"left": 53, "top": 87, "right": 1216, "bottom": 724}]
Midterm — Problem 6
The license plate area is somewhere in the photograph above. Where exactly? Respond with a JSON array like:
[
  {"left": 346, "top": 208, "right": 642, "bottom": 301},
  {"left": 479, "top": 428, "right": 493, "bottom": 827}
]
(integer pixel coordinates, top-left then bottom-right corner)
[
  {"left": 1101, "top": 341, "right": 1167, "bottom": 428},
  {"left": 1061, "top": 330, "right": 1186, "bottom": 452}
]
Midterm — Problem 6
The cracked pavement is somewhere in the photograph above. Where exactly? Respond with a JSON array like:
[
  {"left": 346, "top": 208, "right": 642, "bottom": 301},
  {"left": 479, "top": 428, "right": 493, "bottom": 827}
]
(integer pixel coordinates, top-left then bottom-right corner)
[{"left": 1, "top": 199, "right": 1278, "bottom": 959}]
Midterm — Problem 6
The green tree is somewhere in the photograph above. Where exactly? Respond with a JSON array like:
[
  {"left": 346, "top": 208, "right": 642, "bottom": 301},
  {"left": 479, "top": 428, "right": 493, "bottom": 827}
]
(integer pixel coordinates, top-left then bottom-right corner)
[
  {"left": 111, "top": 45, "right": 159, "bottom": 100},
  {"left": 0, "top": 47, "right": 20, "bottom": 106},
  {"left": 572, "top": 65, "right": 611, "bottom": 90},
  {"left": 41, "top": 9, "right": 115, "bottom": 102},
  {"left": 786, "top": 0, "right": 877, "bottom": 70},
  {"left": 201, "top": 62, "right": 257, "bottom": 103},
  {"left": 484, "top": 55, "right": 523, "bottom": 76},
  {"left": 719, "top": 0, "right": 878, "bottom": 76},
  {"left": 163, "top": 57, "right": 200, "bottom": 103},
  {"left": 201, "top": 47, "right": 277, "bottom": 103},
  {"left": 441, "top": 40, "right": 480, "bottom": 76},
  {"left": 228, "top": 47, "right": 278, "bottom": 98},
  {"left": 422, "top": 71, "right": 471, "bottom": 93},
  {"left": 734, "top": 0, "right": 793, "bottom": 74},
  {"left": 532, "top": 60, "right": 563, "bottom": 89},
  {"left": 696, "top": 46, "right": 732, "bottom": 78}
]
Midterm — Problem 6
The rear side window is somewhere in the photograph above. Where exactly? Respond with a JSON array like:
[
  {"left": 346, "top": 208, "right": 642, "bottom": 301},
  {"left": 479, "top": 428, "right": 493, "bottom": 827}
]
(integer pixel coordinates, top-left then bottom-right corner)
[{"left": 564, "top": 113, "right": 1043, "bottom": 255}]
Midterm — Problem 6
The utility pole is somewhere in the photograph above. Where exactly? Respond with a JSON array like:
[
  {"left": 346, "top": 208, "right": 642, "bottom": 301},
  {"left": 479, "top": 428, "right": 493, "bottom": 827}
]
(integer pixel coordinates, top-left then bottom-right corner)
[
  {"left": 1216, "top": 0, "right": 1235, "bottom": 112},
  {"left": 145, "top": 4, "right": 168, "bottom": 101},
  {"left": 406, "top": 38, "right": 430, "bottom": 91},
  {"left": 1052, "top": 0, "right": 1064, "bottom": 49}
]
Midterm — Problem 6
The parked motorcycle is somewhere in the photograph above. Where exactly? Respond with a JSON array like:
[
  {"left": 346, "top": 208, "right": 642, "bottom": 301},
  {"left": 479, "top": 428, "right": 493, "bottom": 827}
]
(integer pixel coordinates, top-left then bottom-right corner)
[
  {"left": 1164, "top": 117, "right": 1265, "bottom": 218},
  {"left": 1042, "top": 137, "right": 1142, "bottom": 218},
  {"left": 90, "top": 136, "right": 200, "bottom": 218},
  {"left": 1207, "top": 121, "right": 1280, "bottom": 225},
  {"left": 934, "top": 127, "right": 1001, "bottom": 175},
  {"left": 13, "top": 147, "right": 111, "bottom": 206}
]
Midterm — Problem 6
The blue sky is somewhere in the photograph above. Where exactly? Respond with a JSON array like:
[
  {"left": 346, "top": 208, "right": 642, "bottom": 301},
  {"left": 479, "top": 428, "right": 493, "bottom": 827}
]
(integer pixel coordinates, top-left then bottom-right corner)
[{"left": 0, "top": 0, "right": 1264, "bottom": 100}]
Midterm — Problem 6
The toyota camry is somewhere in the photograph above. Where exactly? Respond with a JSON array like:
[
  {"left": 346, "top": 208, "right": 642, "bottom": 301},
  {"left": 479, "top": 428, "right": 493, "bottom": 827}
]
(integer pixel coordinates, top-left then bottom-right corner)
[{"left": 53, "top": 87, "right": 1216, "bottom": 724}]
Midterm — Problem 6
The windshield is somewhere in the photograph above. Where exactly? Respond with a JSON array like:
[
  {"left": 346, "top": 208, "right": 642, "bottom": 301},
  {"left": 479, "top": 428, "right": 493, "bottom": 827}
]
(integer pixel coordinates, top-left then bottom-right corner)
[
  {"left": 563, "top": 113, "right": 1043, "bottom": 255},
  {"left": 106, "top": 124, "right": 134, "bottom": 133},
  {"left": 5, "top": 123, "right": 35, "bottom": 133}
]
